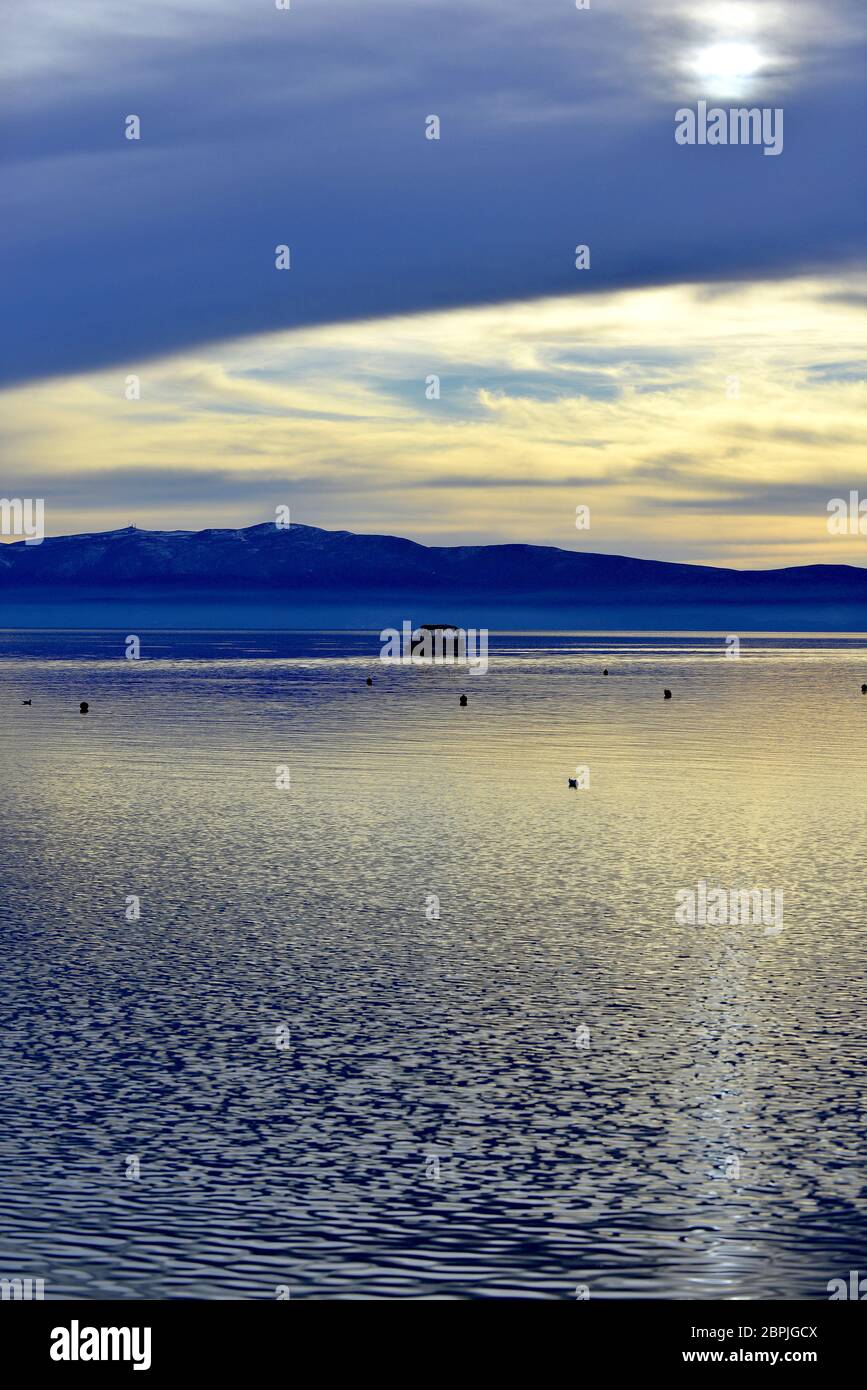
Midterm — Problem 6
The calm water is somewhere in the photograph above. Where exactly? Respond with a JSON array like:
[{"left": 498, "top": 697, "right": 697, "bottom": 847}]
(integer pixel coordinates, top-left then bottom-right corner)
[{"left": 1, "top": 631, "right": 866, "bottom": 1300}]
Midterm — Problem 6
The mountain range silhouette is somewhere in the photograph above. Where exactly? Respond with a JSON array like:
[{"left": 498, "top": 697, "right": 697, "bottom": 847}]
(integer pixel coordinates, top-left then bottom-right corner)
[{"left": 2, "top": 522, "right": 866, "bottom": 629}]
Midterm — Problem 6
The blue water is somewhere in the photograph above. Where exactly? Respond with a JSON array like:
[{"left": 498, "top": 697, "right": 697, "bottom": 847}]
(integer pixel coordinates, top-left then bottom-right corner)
[{"left": 1, "top": 631, "right": 865, "bottom": 1299}]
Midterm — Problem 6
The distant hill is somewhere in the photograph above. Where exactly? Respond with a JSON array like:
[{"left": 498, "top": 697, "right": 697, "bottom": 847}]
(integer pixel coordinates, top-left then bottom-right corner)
[{"left": 1, "top": 522, "right": 866, "bottom": 629}]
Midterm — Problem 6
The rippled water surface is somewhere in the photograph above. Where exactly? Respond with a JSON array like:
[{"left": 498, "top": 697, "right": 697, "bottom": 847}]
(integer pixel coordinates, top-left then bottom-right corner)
[{"left": 1, "top": 631, "right": 866, "bottom": 1299}]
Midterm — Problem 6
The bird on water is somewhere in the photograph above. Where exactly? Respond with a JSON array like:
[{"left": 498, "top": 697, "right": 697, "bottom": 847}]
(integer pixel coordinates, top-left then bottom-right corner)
[{"left": 663, "top": 689, "right": 672, "bottom": 699}]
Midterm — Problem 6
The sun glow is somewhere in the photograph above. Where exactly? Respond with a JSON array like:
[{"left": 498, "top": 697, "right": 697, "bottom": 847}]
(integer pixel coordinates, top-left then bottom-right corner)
[
  {"left": 691, "top": 41, "right": 764, "bottom": 86},
  {"left": 680, "top": 1, "right": 783, "bottom": 95}
]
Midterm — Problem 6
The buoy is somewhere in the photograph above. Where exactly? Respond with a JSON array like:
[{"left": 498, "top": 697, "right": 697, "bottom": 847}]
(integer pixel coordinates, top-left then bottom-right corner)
[
  {"left": 861, "top": 684, "right": 866, "bottom": 694},
  {"left": 79, "top": 701, "right": 89, "bottom": 714},
  {"left": 568, "top": 777, "right": 578, "bottom": 788},
  {"left": 366, "top": 677, "right": 373, "bottom": 686},
  {"left": 459, "top": 694, "right": 468, "bottom": 707},
  {"left": 602, "top": 668, "right": 608, "bottom": 676},
  {"left": 663, "top": 689, "right": 672, "bottom": 700}
]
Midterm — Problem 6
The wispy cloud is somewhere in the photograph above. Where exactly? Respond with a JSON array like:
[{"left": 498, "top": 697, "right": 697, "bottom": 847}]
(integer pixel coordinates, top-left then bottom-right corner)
[
  {"left": 2, "top": 273, "right": 865, "bottom": 566},
  {"left": 2, "top": 0, "right": 865, "bottom": 384}
]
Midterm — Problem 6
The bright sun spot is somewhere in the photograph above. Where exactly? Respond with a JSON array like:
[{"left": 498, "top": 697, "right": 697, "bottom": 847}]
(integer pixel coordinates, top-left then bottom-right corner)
[{"left": 691, "top": 41, "right": 765, "bottom": 87}]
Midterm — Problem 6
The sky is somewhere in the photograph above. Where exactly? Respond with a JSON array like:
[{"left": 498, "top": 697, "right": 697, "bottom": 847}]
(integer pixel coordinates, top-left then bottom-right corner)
[{"left": 1, "top": 0, "right": 865, "bottom": 566}]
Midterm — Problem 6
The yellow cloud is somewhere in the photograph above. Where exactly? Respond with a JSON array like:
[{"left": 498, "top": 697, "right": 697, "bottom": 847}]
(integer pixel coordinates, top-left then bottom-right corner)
[{"left": 3, "top": 273, "right": 866, "bottom": 566}]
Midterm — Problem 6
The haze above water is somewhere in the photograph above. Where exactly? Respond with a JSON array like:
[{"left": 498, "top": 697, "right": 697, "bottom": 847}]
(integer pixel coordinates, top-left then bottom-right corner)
[{"left": 1, "top": 632, "right": 865, "bottom": 1299}]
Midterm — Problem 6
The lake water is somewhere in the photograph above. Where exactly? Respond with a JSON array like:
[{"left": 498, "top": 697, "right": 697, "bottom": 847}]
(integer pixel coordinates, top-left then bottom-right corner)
[{"left": 1, "top": 631, "right": 865, "bottom": 1299}]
